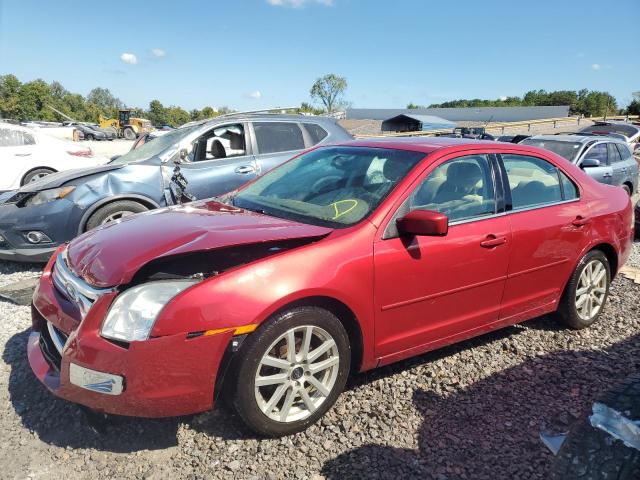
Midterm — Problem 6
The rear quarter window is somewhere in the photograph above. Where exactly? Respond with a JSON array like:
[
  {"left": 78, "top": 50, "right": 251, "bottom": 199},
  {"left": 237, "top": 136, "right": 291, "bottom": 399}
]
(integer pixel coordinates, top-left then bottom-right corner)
[{"left": 303, "top": 123, "right": 328, "bottom": 145}]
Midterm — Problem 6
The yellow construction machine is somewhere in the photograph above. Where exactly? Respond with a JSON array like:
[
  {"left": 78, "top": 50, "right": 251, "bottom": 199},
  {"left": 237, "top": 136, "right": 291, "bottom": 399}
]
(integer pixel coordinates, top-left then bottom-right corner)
[{"left": 99, "top": 109, "right": 153, "bottom": 140}]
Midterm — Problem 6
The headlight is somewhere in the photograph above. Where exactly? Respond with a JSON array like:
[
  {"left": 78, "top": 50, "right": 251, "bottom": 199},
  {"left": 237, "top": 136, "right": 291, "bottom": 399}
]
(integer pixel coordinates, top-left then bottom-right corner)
[
  {"left": 100, "top": 280, "right": 197, "bottom": 342},
  {"left": 24, "top": 186, "right": 75, "bottom": 206}
]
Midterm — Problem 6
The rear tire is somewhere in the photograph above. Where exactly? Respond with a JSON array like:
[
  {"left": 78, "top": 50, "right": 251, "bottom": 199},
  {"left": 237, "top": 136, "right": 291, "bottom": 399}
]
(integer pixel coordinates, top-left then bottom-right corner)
[
  {"left": 556, "top": 250, "right": 610, "bottom": 329},
  {"left": 123, "top": 127, "right": 136, "bottom": 140},
  {"left": 231, "top": 307, "right": 351, "bottom": 437},
  {"left": 85, "top": 200, "right": 148, "bottom": 231},
  {"left": 21, "top": 168, "right": 55, "bottom": 186},
  {"left": 622, "top": 184, "right": 632, "bottom": 196},
  {"left": 85, "top": 133, "right": 94, "bottom": 141}
]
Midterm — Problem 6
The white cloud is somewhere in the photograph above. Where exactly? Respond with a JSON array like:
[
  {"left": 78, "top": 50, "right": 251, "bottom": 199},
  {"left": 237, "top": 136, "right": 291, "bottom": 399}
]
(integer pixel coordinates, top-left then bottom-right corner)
[
  {"left": 499, "top": 95, "right": 507, "bottom": 101},
  {"left": 120, "top": 53, "right": 138, "bottom": 65},
  {"left": 248, "top": 90, "right": 262, "bottom": 99},
  {"left": 591, "top": 63, "right": 601, "bottom": 70},
  {"left": 151, "top": 48, "right": 165, "bottom": 58},
  {"left": 267, "top": 0, "right": 333, "bottom": 7}
]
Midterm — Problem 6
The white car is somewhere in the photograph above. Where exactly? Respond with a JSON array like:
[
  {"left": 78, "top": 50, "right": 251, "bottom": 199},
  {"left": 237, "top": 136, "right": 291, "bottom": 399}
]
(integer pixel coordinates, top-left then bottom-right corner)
[{"left": 0, "top": 123, "right": 107, "bottom": 191}]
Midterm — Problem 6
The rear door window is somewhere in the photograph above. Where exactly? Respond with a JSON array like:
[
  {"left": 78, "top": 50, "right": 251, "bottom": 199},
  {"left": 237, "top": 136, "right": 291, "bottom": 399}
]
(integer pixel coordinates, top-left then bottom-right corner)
[
  {"left": 607, "top": 143, "right": 622, "bottom": 163},
  {"left": 615, "top": 143, "right": 633, "bottom": 161},
  {"left": 502, "top": 154, "right": 562, "bottom": 210},
  {"left": 254, "top": 122, "right": 305, "bottom": 154}
]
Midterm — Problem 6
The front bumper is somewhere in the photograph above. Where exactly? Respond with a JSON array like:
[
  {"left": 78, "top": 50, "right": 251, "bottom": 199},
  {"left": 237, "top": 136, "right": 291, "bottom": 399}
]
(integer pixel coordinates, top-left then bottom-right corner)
[
  {"left": 0, "top": 196, "right": 83, "bottom": 263},
  {"left": 28, "top": 257, "right": 233, "bottom": 417}
]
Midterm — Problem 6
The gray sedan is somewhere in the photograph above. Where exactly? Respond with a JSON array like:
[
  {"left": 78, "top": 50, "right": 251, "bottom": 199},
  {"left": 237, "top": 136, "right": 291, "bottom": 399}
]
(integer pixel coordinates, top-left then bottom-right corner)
[{"left": 521, "top": 134, "right": 638, "bottom": 195}]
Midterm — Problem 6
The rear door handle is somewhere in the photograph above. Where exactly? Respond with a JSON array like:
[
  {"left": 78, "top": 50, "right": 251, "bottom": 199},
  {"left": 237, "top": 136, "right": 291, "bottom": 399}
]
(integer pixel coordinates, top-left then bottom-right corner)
[
  {"left": 14, "top": 153, "right": 31, "bottom": 157},
  {"left": 234, "top": 165, "right": 256, "bottom": 174},
  {"left": 480, "top": 235, "right": 507, "bottom": 248},
  {"left": 571, "top": 216, "right": 590, "bottom": 227},
  {"left": 603, "top": 173, "right": 612, "bottom": 178}
]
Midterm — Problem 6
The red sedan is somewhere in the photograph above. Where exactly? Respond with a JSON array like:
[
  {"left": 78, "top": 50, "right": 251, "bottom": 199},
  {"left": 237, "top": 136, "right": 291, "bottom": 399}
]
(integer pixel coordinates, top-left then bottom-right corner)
[{"left": 28, "top": 138, "right": 634, "bottom": 436}]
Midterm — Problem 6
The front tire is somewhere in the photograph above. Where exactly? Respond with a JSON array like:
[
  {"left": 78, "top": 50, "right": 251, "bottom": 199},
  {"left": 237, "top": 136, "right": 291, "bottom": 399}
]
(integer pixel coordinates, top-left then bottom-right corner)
[
  {"left": 557, "top": 250, "right": 611, "bottom": 329},
  {"left": 84, "top": 200, "right": 148, "bottom": 231},
  {"left": 231, "top": 307, "right": 351, "bottom": 437},
  {"left": 123, "top": 127, "right": 136, "bottom": 140},
  {"left": 85, "top": 133, "right": 94, "bottom": 141}
]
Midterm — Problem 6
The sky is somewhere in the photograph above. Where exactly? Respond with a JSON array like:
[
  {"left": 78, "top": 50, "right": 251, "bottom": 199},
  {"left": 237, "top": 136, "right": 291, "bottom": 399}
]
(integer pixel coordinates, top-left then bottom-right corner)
[{"left": 1, "top": 0, "right": 638, "bottom": 111}]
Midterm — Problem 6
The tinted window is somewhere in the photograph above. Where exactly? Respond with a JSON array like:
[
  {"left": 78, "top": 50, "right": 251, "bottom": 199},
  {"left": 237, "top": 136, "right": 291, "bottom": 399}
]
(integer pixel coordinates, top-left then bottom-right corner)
[
  {"left": 254, "top": 122, "right": 305, "bottom": 154},
  {"left": 408, "top": 155, "right": 496, "bottom": 223},
  {"left": 560, "top": 171, "right": 579, "bottom": 200},
  {"left": 234, "top": 146, "right": 425, "bottom": 228},
  {"left": 520, "top": 138, "right": 582, "bottom": 161},
  {"left": 584, "top": 143, "right": 608, "bottom": 165},
  {"left": 502, "top": 154, "right": 562, "bottom": 210},
  {"left": 607, "top": 143, "right": 622, "bottom": 163},
  {"left": 615, "top": 143, "right": 633, "bottom": 161},
  {"left": 303, "top": 123, "right": 328, "bottom": 145}
]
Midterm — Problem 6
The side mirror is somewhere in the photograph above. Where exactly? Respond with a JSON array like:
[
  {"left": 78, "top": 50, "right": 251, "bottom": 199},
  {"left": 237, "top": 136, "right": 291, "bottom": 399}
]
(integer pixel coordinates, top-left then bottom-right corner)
[
  {"left": 397, "top": 209, "right": 448, "bottom": 237},
  {"left": 581, "top": 158, "right": 601, "bottom": 168},
  {"left": 178, "top": 148, "right": 189, "bottom": 162}
]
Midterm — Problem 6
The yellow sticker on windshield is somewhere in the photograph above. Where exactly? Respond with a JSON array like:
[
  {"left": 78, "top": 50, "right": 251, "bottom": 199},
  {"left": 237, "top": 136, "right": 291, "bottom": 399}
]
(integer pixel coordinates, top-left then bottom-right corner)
[{"left": 331, "top": 199, "right": 359, "bottom": 220}]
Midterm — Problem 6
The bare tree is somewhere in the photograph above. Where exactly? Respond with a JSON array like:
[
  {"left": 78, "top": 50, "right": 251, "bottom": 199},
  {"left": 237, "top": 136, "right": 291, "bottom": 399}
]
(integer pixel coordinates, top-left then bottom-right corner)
[{"left": 310, "top": 74, "right": 347, "bottom": 113}]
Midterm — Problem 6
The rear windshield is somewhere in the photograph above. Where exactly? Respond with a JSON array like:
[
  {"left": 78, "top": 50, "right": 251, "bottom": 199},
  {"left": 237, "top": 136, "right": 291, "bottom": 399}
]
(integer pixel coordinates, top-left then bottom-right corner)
[
  {"left": 580, "top": 124, "right": 640, "bottom": 139},
  {"left": 520, "top": 139, "right": 582, "bottom": 161}
]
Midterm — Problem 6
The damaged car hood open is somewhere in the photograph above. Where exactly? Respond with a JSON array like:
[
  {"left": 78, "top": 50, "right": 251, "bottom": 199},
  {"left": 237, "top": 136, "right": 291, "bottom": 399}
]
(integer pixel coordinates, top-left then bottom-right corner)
[{"left": 66, "top": 200, "right": 333, "bottom": 288}]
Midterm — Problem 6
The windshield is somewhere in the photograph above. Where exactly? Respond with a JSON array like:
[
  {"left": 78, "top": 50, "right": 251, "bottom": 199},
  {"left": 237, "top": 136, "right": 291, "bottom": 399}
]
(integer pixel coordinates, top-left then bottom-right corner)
[
  {"left": 109, "top": 125, "right": 200, "bottom": 165},
  {"left": 233, "top": 146, "right": 426, "bottom": 228},
  {"left": 520, "top": 139, "right": 583, "bottom": 161}
]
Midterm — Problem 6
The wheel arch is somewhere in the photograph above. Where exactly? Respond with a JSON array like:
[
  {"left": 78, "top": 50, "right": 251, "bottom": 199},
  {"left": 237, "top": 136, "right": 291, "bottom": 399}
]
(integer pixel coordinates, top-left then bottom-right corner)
[
  {"left": 266, "top": 295, "right": 364, "bottom": 374},
  {"left": 623, "top": 181, "right": 634, "bottom": 195},
  {"left": 20, "top": 166, "right": 57, "bottom": 186},
  {"left": 590, "top": 242, "right": 619, "bottom": 278},
  {"left": 77, "top": 194, "right": 160, "bottom": 234}
]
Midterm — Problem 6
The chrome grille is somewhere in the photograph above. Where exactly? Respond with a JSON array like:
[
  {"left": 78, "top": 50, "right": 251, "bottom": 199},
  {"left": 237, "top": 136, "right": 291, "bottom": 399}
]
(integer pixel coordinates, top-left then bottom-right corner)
[{"left": 51, "top": 249, "right": 111, "bottom": 318}]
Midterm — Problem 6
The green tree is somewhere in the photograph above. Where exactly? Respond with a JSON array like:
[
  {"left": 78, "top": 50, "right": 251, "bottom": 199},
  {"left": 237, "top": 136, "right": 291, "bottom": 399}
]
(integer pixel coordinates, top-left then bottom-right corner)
[
  {"left": 165, "top": 106, "right": 190, "bottom": 127},
  {"left": 147, "top": 99, "right": 168, "bottom": 126},
  {"left": 406, "top": 103, "right": 423, "bottom": 109},
  {"left": 0, "top": 74, "right": 22, "bottom": 119},
  {"left": 299, "top": 102, "right": 324, "bottom": 115},
  {"left": 310, "top": 74, "right": 347, "bottom": 113},
  {"left": 625, "top": 92, "right": 640, "bottom": 116}
]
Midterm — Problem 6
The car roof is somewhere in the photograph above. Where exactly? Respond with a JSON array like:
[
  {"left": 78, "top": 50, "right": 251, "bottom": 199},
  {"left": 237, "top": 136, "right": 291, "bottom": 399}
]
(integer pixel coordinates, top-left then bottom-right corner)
[
  {"left": 196, "top": 113, "right": 340, "bottom": 128},
  {"left": 527, "top": 134, "right": 626, "bottom": 144},
  {"left": 336, "top": 136, "right": 511, "bottom": 154}
]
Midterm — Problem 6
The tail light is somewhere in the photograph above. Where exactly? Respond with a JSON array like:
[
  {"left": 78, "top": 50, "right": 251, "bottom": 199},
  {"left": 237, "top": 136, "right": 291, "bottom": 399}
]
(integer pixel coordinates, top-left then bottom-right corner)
[{"left": 67, "top": 149, "right": 93, "bottom": 158}]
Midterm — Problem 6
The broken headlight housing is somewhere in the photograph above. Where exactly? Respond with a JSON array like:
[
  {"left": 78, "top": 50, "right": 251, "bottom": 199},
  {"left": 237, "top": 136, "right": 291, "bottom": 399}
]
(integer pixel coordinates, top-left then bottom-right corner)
[
  {"left": 100, "top": 280, "right": 197, "bottom": 342},
  {"left": 23, "top": 186, "right": 75, "bottom": 207}
]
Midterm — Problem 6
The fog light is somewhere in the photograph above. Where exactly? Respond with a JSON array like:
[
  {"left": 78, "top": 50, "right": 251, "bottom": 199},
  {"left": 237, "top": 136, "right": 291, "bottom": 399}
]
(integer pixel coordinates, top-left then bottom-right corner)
[
  {"left": 69, "top": 363, "right": 124, "bottom": 395},
  {"left": 25, "top": 231, "right": 52, "bottom": 244}
]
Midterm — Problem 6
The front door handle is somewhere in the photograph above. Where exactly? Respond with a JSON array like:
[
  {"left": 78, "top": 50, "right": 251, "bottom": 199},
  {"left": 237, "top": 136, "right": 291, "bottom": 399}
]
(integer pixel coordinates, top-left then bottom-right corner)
[
  {"left": 14, "top": 153, "right": 31, "bottom": 157},
  {"left": 571, "top": 216, "right": 590, "bottom": 227},
  {"left": 480, "top": 234, "right": 507, "bottom": 248},
  {"left": 603, "top": 172, "right": 612, "bottom": 178},
  {"left": 235, "top": 165, "right": 256, "bottom": 174}
]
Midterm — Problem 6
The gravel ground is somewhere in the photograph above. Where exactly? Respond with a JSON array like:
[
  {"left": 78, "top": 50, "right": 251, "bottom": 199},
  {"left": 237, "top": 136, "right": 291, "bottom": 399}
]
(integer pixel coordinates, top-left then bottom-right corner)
[{"left": 0, "top": 241, "right": 639, "bottom": 479}]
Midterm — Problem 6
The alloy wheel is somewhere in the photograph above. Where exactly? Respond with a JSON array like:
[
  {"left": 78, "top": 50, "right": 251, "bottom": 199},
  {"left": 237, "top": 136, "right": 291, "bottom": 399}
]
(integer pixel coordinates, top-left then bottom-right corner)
[
  {"left": 100, "top": 211, "right": 134, "bottom": 224},
  {"left": 254, "top": 325, "right": 340, "bottom": 423},
  {"left": 28, "top": 172, "right": 50, "bottom": 183},
  {"left": 575, "top": 259, "right": 607, "bottom": 321}
]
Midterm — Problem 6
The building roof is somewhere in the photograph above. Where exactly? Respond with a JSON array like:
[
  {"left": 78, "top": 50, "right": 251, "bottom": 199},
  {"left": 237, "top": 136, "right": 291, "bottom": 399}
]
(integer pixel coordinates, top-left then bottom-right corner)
[
  {"left": 382, "top": 114, "right": 456, "bottom": 127},
  {"left": 347, "top": 105, "right": 570, "bottom": 122}
]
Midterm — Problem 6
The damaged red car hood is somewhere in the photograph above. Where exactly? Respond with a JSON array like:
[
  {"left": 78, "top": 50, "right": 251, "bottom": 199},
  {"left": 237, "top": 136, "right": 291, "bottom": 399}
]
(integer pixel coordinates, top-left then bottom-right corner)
[{"left": 66, "top": 201, "right": 333, "bottom": 287}]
